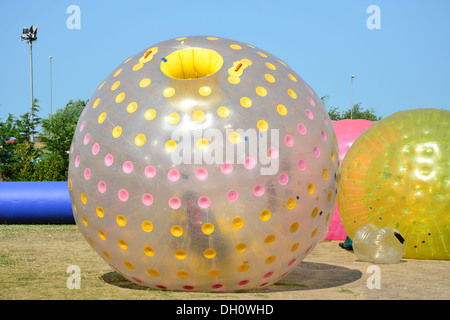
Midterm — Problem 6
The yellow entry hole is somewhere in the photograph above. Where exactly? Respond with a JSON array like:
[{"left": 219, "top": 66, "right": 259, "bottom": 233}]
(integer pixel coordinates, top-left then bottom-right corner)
[{"left": 161, "top": 48, "right": 224, "bottom": 80}]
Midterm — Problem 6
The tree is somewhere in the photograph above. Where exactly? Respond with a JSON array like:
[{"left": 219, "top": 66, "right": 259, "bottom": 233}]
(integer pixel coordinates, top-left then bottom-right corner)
[{"left": 321, "top": 95, "right": 382, "bottom": 121}]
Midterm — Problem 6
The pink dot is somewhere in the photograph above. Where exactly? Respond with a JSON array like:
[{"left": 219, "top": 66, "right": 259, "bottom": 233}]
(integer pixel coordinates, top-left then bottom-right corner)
[
  {"left": 284, "top": 135, "right": 294, "bottom": 147},
  {"left": 298, "top": 159, "right": 307, "bottom": 171},
  {"left": 244, "top": 157, "right": 256, "bottom": 170},
  {"left": 226, "top": 190, "right": 239, "bottom": 202},
  {"left": 123, "top": 161, "right": 134, "bottom": 174},
  {"left": 297, "top": 123, "right": 307, "bottom": 135},
  {"left": 323, "top": 115, "right": 329, "bottom": 125},
  {"left": 305, "top": 245, "right": 313, "bottom": 255},
  {"left": 321, "top": 130, "right": 327, "bottom": 141},
  {"left": 198, "top": 196, "right": 211, "bottom": 209},
  {"left": 313, "top": 146, "right": 320, "bottom": 158},
  {"left": 263, "top": 271, "right": 274, "bottom": 279},
  {"left": 81, "top": 107, "right": 87, "bottom": 117},
  {"left": 238, "top": 280, "right": 249, "bottom": 286},
  {"left": 142, "top": 193, "right": 153, "bottom": 206},
  {"left": 145, "top": 165, "right": 156, "bottom": 178},
  {"left": 220, "top": 162, "right": 233, "bottom": 175},
  {"left": 118, "top": 189, "right": 129, "bottom": 202},
  {"left": 169, "top": 197, "right": 181, "bottom": 209},
  {"left": 306, "top": 85, "right": 314, "bottom": 95},
  {"left": 98, "top": 181, "right": 106, "bottom": 193},
  {"left": 182, "top": 286, "right": 195, "bottom": 290},
  {"left": 80, "top": 121, "right": 85, "bottom": 132},
  {"left": 211, "top": 284, "right": 223, "bottom": 289},
  {"left": 307, "top": 96, "right": 315, "bottom": 107},
  {"left": 288, "top": 258, "right": 297, "bottom": 267},
  {"left": 131, "top": 277, "right": 142, "bottom": 284},
  {"left": 70, "top": 142, "right": 74, "bottom": 153},
  {"left": 83, "top": 133, "right": 90, "bottom": 145},
  {"left": 167, "top": 169, "right": 180, "bottom": 182},
  {"left": 267, "top": 147, "right": 279, "bottom": 159},
  {"left": 104, "top": 154, "right": 114, "bottom": 167},
  {"left": 92, "top": 143, "right": 100, "bottom": 155},
  {"left": 75, "top": 156, "right": 80, "bottom": 168},
  {"left": 84, "top": 168, "right": 91, "bottom": 180},
  {"left": 195, "top": 168, "right": 208, "bottom": 180},
  {"left": 305, "top": 109, "right": 314, "bottom": 120},
  {"left": 278, "top": 173, "right": 289, "bottom": 185},
  {"left": 253, "top": 185, "right": 265, "bottom": 197}
]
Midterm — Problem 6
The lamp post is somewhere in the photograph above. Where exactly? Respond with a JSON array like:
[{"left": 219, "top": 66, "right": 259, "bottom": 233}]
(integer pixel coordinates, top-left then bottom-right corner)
[
  {"left": 21, "top": 24, "right": 38, "bottom": 142},
  {"left": 351, "top": 74, "right": 355, "bottom": 119},
  {"left": 49, "top": 56, "right": 52, "bottom": 118}
]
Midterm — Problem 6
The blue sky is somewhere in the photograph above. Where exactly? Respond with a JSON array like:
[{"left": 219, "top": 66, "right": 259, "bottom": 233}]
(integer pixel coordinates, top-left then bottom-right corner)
[{"left": 0, "top": 0, "right": 449, "bottom": 121}]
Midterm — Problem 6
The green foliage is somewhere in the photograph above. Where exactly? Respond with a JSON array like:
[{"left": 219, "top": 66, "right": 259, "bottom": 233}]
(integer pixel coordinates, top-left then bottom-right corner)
[
  {"left": 32, "top": 152, "right": 68, "bottom": 181},
  {"left": 321, "top": 96, "right": 382, "bottom": 121}
]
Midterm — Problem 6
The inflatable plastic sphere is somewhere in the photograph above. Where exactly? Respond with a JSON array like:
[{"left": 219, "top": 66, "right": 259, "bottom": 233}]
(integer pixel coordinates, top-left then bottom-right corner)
[
  {"left": 353, "top": 224, "right": 405, "bottom": 264},
  {"left": 324, "top": 120, "right": 375, "bottom": 241},
  {"left": 339, "top": 108, "right": 450, "bottom": 260},
  {"left": 68, "top": 36, "right": 339, "bottom": 291}
]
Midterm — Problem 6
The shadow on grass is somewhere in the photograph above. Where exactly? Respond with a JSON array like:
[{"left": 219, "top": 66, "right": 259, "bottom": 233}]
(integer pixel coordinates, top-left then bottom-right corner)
[{"left": 100, "top": 261, "right": 362, "bottom": 293}]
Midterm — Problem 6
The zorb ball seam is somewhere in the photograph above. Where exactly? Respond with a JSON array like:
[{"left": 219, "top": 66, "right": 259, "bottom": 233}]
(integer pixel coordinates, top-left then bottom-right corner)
[{"left": 68, "top": 36, "right": 339, "bottom": 291}]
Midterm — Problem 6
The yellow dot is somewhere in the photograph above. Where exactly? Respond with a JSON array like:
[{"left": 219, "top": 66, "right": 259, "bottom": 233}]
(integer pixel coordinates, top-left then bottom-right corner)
[
  {"left": 132, "top": 63, "right": 143, "bottom": 71},
  {"left": 168, "top": 112, "right": 180, "bottom": 124},
  {"left": 265, "top": 74, "right": 275, "bottom": 83},
  {"left": 171, "top": 225, "right": 183, "bottom": 237},
  {"left": 228, "top": 76, "right": 240, "bottom": 84},
  {"left": 124, "top": 261, "right": 134, "bottom": 270},
  {"left": 177, "top": 271, "right": 189, "bottom": 279},
  {"left": 257, "top": 120, "right": 269, "bottom": 131},
  {"left": 288, "top": 89, "right": 297, "bottom": 99},
  {"left": 311, "top": 207, "right": 319, "bottom": 218},
  {"left": 113, "top": 68, "right": 122, "bottom": 77},
  {"left": 97, "top": 82, "right": 105, "bottom": 91},
  {"left": 135, "top": 134, "right": 146, "bottom": 146},
  {"left": 93, "top": 98, "right": 100, "bottom": 109},
  {"left": 228, "top": 132, "right": 241, "bottom": 144},
  {"left": 208, "top": 269, "right": 220, "bottom": 277},
  {"left": 96, "top": 206, "right": 104, "bottom": 218},
  {"left": 331, "top": 151, "right": 336, "bottom": 162},
  {"left": 98, "top": 112, "right": 107, "bottom": 124},
  {"left": 241, "top": 58, "right": 252, "bottom": 66},
  {"left": 68, "top": 179, "right": 72, "bottom": 191},
  {"left": 199, "top": 86, "right": 212, "bottom": 96},
  {"left": 217, "top": 106, "right": 230, "bottom": 118},
  {"left": 80, "top": 192, "right": 87, "bottom": 204},
  {"left": 139, "top": 78, "right": 151, "bottom": 88},
  {"left": 202, "top": 223, "right": 214, "bottom": 235},
  {"left": 256, "top": 86, "right": 267, "bottom": 97},
  {"left": 207, "top": 36, "right": 219, "bottom": 40},
  {"left": 82, "top": 216, "right": 88, "bottom": 227},
  {"left": 127, "top": 102, "right": 138, "bottom": 113},
  {"left": 286, "top": 198, "right": 296, "bottom": 210},
  {"left": 111, "top": 80, "right": 120, "bottom": 91},
  {"left": 176, "top": 37, "right": 187, "bottom": 40},
  {"left": 115, "top": 92, "right": 125, "bottom": 103},
  {"left": 141, "top": 221, "right": 153, "bottom": 233},
  {"left": 258, "top": 52, "right": 268, "bottom": 58},
  {"left": 288, "top": 74, "right": 297, "bottom": 82},
  {"left": 238, "top": 263, "right": 249, "bottom": 272},
  {"left": 116, "top": 215, "right": 126, "bottom": 227},
  {"left": 266, "top": 62, "right": 276, "bottom": 70},
  {"left": 264, "top": 235, "right": 276, "bottom": 245},
  {"left": 118, "top": 240, "right": 128, "bottom": 250},
  {"left": 311, "top": 228, "right": 318, "bottom": 238},
  {"left": 204, "top": 248, "right": 216, "bottom": 259},
  {"left": 232, "top": 217, "right": 244, "bottom": 229},
  {"left": 193, "top": 111, "right": 205, "bottom": 122},
  {"left": 235, "top": 243, "right": 247, "bottom": 253},
  {"left": 290, "top": 242, "right": 299, "bottom": 252},
  {"left": 307, "top": 183, "right": 315, "bottom": 195},
  {"left": 265, "top": 256, "right": 276, "bottom": 264},
  {"left": 124, "top": 57, "right": 133, "bottom": 64},
  {"left": 260, "top": 209, "right": 271, "bottom": 222},
  {"left": 277, "top": 104, "right": 287, "bottom": 116},
  {"left": 144, "top": 246, "right": 155, "bottom": 257},
  {"left": 240, "top": 97, "right": 252, "bottom": 108},
  {"left": 279, "top": 59, "right": 287, "bottom": 66},
  {"left": 165, "top": 140, "right": 177, "bottom": 152},
  {"left": 163, "top": 87, "right": 175, "bottom": 98},
  {"left": 196, "top": 138, "right": 209, "bottom": 151},
  {"left": 322, "top": 169, "right": 329, "bottom": 180},
  {"left": 328, "top": 190, "right": 333, "bottom": 202},
  {"left": 290, "top": 222, "right": 299, "bottom": 233},
  {"left": 102, "top": 250, "right": 110, "bottom": 259},
  {"left": 147, "top": 268, "right": 159, "bottom": 277},
  {"left": 112, "top": 126, "right": 122, "bottom": 138},
  {"left": 98, "top": 230, "right": 106, "bottom": 241},
  {"left": 174, "top": 250, "right": 187, "bottom": 260},
  {"left": 230, "top": 44, "right": 242, "bottom": 50},
  {"left": 145, "top": 109, "right": 157, "bottom": 121}
]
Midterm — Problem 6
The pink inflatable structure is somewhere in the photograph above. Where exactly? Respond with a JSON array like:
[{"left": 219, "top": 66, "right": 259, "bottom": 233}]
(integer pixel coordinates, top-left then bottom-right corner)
[{"left": 324, "top": 119, "right": 376, "bottom": 240}]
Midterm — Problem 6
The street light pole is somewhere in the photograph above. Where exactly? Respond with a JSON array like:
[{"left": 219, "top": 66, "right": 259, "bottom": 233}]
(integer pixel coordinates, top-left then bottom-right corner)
[
  {"left": 21, "top": 25, "right": 38, "bottom": 142},
  {"left": 49, "top": 56, "right": 52, "bottom": 118},
  {"left": 351, "top": 75, "right": 355, "bottom": 120}
]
